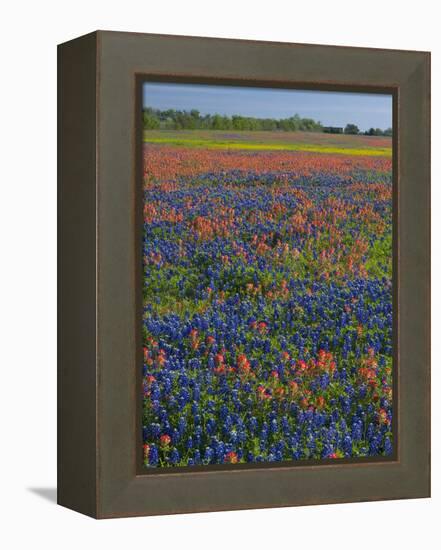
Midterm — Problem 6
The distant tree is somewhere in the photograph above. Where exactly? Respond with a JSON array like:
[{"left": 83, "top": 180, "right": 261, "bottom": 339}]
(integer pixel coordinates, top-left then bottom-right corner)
[
  {"left": 383, "top": 127, "right": 393, "bottom": 137},
  {"left": 142, "top": 107, "right": 327, "bottom": 132},
  {"left": 300, "top": 118, "right": 321, "bottom": 131},
  {"left": 365, "top": 127, "right": 384, "bottom": 136},
  {"left": 210, "top": 114, "right": 230, "bottom": 130},
  {"left": 232, "top": 115, "right": 250, "bottom": 130},
  {"left": 261, "top": 118, "right": 277, "bottom": 131},
  {"left": 344, "top": 123, "right": 359, "bottom": 135},
  {"left": 143, "top": 109, "right": 160, "bottom": 129}
]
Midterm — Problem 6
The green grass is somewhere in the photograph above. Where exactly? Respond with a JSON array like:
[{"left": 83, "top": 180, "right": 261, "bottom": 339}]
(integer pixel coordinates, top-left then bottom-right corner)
[{"left": 365, "top": 233, "right": 393, "bottom": 278}]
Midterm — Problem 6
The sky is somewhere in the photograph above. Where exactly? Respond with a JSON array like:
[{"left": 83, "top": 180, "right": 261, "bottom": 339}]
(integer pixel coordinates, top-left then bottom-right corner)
[{"left": 143, "top": 82, "right": 392, "bottom": 131}]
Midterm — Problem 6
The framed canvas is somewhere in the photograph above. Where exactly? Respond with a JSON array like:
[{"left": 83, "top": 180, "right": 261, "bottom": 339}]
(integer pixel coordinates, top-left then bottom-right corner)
[{"left": 58, "top": 31, "right": 430, "bottom": 518}]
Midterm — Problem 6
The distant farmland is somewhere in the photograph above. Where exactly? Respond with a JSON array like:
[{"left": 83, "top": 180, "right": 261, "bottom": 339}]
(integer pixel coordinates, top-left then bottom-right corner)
[{"left": 143, "top": 130, "right": 392, "bottom": 157}]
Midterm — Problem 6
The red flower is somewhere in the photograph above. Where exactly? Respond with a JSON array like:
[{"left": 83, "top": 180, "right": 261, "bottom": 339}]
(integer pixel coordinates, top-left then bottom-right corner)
[
  {"left": 299, "top": 397, "right": 309, "bottom": 409},
  {"left": 377, "top": 408, "right": 388, "bottom": 424},
  {"left": 257, "top": 385, "right": 271, "bottom": 400},
  {"left": 189, "top": 329, "right": 200, "bottom": 350},
  {"left": 157, "top": 351, "right": 166, "bottom": 366},
  {"left": 159, "top": 434, "right": 171, "bottom": 447},
  {"left": 237, "top": 354, "right": 247, "bottom": 364},
  {"left": 225, "top": 451, "right": 238, "bottom": 464},
  {"left": 297, "top": 360, "right": 308, "bottom": 372},
  {"left": 289, "top": 380, "right": 299, "bottom": 394},
  {"left": 316, "top": 396, "right": 326, "bottom": 409}
]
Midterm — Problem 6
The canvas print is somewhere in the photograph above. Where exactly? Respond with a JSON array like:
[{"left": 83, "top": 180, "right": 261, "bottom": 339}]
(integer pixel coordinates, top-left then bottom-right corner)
[{"left": 141, "top": 83, "right": 393, "bottom": 468}]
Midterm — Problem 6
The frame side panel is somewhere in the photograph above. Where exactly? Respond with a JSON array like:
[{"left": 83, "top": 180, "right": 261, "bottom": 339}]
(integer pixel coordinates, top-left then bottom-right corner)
[
  {"left": 397, "top": 53, "right": 431, "bottom": 495},
  {"left": 57, "top": 32, "right": 98, "bottom": 518}
]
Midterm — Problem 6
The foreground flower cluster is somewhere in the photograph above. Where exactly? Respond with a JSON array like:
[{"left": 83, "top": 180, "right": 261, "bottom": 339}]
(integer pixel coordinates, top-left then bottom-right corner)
[{"left": 142, "top": 144, "right": 393, "bottom": 467}]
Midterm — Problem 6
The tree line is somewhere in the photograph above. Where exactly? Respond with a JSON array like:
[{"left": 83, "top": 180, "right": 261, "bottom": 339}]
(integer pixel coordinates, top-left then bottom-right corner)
[
  {"left": 143, "top": 107, "right": 392, "bottom": 136},
  {"left": 344, "top": 123, "right": 392, "bottom": 137},
  {"left": 143, "top": 108, "right": 323, "bottom": 132}
]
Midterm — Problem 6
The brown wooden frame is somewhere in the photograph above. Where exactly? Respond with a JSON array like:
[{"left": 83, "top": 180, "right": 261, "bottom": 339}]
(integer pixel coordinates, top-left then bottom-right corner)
[{"left": 58, "top": 30, "right": 430, "bottom": 518}]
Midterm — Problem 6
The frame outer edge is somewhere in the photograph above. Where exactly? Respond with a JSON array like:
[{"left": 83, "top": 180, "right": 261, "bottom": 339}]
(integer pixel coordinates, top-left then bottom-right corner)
[{"left": 93, "top": 32, "right": 430, "bottom": 518}]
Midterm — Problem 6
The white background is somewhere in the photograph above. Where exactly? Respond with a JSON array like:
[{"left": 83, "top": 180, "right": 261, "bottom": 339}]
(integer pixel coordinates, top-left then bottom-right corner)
[{"left": 0, "top": 1, "right": 439, "bottom": 548}]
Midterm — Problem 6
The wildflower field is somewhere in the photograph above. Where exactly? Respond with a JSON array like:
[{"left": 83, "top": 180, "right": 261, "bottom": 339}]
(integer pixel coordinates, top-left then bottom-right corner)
[{"left": 142, "top": 131, "right": 393, "bottom": 468}]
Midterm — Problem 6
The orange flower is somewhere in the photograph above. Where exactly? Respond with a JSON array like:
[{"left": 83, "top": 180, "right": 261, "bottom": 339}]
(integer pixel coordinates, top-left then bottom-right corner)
[
  {"left": 377, "top": 408, "right": 388, "bottom": 424},
  {"left": 225, "top": 451, "right": 238, "bottom": 464},
  {"left": 289, "top": 380, "right": 299, "bottom": 395},
  {"left": 159, "top": 434, "right": 171, "bottom": 447}
]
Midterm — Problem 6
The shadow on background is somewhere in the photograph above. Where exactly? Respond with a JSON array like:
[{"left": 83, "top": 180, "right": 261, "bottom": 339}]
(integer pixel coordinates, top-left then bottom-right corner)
[{"left": 28, "top": 487, "right": 57, "bottom": 504}]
